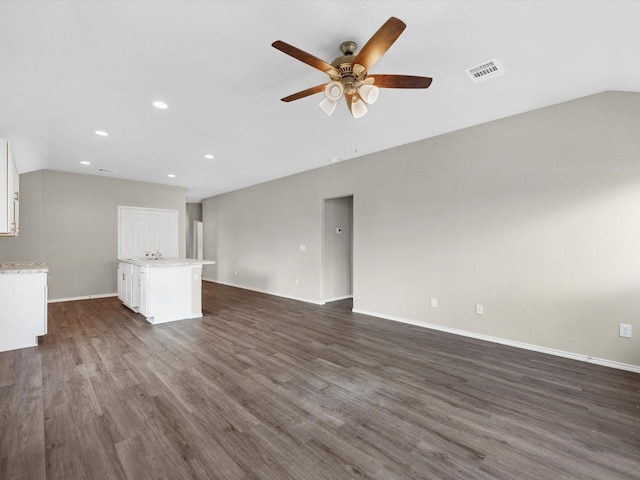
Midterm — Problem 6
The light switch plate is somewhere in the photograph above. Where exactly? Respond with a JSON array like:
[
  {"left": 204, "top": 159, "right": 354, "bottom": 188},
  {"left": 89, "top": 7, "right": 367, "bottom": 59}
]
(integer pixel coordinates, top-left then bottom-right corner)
[{"left": 619, "top": 323, "right": 632, "bottom": 338}]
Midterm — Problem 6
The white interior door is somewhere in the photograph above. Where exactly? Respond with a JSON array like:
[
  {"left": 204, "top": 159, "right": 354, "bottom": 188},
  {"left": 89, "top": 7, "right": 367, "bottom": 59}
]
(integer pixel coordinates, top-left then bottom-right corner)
[{"left": 118, "top": 206, "right": 179, "bottom": 259}]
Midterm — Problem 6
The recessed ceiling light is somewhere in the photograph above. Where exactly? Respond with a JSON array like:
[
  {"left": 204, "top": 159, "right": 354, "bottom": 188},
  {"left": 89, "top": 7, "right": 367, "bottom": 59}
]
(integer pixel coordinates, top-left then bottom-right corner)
[
  {"left": 80, "top": 160, "right": 91, "bottom": 165},
  {"left": 204, "top": 154, "right": 214, "bottom": 160},
  {"left": 95, "top": 130, "right": 109, "bottom": 136},
  {"left": 330, "top": 156, "right": 339, "bottom": 163},
  {"left": 167, "top": 174, "right": 176, "bottom": 178},
  {"left": 153, "top": 101, "right": 169, "bottom": 109}
]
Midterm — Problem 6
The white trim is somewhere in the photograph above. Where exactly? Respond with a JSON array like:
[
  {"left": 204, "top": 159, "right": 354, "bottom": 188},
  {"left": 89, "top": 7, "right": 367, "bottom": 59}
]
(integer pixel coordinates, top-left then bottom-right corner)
[
  {"left": 352, "top": 308, "right": 640, "bottom": 374},
  {"left": 324, "top": 295, "right": 354, "bottom": 303},
  {"left": 586, "top": 357, "right": 640, "bottom": 373},
  {"left": 203, "top": 278, "right": 324, "bottom": 305},
  {"left": 48, "top": 293, "right": 117, "bottom": 303}
]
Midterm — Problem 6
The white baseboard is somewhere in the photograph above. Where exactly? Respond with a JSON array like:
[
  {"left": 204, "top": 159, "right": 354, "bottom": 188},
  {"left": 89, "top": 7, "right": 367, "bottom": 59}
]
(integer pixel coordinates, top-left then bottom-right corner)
[
  {"left": 352, "top": 308, "right": 640, "bottom": 374},
  {"left": 203, "top": 278, "right": 324, "bottom": 305},
  {"left": 324, "top": 295, "right": 354, "bottom": 303},
  {"left": 48, "top": 293, "right": 118, "bottom": 303}
]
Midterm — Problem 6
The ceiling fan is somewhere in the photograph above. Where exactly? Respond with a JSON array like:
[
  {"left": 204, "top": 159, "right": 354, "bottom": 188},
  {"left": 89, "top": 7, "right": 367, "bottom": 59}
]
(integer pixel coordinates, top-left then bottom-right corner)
[{"left": 272, "top": 17, "right": 432, "bottom": 119}]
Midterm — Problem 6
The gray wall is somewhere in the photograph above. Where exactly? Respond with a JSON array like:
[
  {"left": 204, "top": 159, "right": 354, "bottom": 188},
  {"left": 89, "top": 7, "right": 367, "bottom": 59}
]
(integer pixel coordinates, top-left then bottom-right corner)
[
  {"left": 203, "top": 91, "right": 640, "bottom": 367},
  {"left": 0, "top": 170, "right": 186, "bottom": 299},
  {"left": 203, "top": 176, "right": 330, "bottom": 300}
]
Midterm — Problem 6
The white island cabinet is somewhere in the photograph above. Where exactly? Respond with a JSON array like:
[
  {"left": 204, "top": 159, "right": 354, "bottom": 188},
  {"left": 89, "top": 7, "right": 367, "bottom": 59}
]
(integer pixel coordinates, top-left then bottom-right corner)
[
  {"left": 118, "top": 258, "right": 215, "bottom": 324},
  {"left": 0, "top": 262, "right": 47, "bottom": 352}
]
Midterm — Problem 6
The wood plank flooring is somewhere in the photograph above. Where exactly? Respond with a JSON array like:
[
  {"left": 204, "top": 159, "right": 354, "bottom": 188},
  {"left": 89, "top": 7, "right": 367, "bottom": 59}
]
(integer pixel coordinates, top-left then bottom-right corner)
[{"left": 1, "top": 281, "right": 640, "bottom": 479}]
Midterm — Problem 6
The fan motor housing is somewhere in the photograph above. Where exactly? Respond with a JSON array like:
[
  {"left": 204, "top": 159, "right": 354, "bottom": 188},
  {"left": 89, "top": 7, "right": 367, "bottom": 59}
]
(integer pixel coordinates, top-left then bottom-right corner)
[{"left": 331, "top": 42, "right": 364, "bottom": 94}]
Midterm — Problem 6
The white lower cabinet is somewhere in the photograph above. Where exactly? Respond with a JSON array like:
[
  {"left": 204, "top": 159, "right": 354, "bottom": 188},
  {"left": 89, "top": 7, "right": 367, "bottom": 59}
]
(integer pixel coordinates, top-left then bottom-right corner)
[
  {"left": 0, "top": 269, "right": 47, "bottom": 352},
  {"left": 117, "top": 262, "right": 138, "bottom": 310},
  {"left": 118, "top": 260, "right": 206, "bottom": 324}
]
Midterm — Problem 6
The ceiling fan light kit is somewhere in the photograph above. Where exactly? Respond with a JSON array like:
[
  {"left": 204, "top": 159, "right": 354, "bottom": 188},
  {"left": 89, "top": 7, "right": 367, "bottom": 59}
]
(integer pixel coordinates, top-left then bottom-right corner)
[
  {"left": 325, "top": 81, "right": 344, "bottom": 101},
  {"left": 319, "top": 97, "right": 338, "bottom": 116},
  {"left": 272, "top": 17, "right": 432, "bottom": 119},
  {"left": 358, "top": 84, "right": 379, "bottom": 104},
  {"left": 351, "top": 98, "right": 368, "bottom": 119}
]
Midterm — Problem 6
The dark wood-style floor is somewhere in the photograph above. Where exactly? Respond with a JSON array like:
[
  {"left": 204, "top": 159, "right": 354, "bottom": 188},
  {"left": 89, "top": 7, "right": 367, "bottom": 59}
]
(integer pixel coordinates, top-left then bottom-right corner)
[{"left": 1, "top": 282, "right": 639, "bottom": 480}]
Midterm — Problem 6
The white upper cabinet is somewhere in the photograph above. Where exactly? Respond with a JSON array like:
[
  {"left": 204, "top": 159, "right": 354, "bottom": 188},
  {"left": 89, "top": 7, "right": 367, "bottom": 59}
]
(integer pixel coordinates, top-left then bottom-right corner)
[{"left": 0, "top": 139, "right": 19, "bottom": 236}]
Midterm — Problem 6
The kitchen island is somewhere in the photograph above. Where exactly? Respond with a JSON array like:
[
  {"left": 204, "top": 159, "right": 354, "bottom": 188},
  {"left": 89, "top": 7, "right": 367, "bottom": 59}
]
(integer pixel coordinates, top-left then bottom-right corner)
[
  {"left": 117, "top": 258, "right": 215, "bottom": 324},
  {"left": 0, "top": 261, "right": 48, "bottom": 352}
]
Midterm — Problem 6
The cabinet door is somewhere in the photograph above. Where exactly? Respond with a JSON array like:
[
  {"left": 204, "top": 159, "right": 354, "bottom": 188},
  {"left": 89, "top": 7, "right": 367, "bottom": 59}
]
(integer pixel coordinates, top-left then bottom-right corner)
[
  {"left": 10, "top": 145, "right": 19, "bottom": 235},
  {"left": 124, "top": 270, "right": 132, "bottom": 305},
  {"left": 118, "top": 262, "right": 134, "bottom": 306},
  {"left": 117, "top": 264, "right": 124, "bottom": 301},
  {"left": 1, "top": 139, "right": 9, "bottom": 233},
  {"left": 0, "top": 272, "right": 47, "bottom": 351},
  {"left": 0, "top": 140, "right": 19, "bottom": 236},
  {"left": 138, "top": 269, "right": 149, "bottom": 316}
]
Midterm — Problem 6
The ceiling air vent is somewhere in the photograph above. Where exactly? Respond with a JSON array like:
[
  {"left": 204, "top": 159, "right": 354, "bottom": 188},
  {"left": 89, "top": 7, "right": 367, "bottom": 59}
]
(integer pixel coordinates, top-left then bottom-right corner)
[
  {"left": 465, "top": 59, "right": 505, "bottom": 83},
  {"left": 98, "top": 168, "right": 116, "bottom": 173}
]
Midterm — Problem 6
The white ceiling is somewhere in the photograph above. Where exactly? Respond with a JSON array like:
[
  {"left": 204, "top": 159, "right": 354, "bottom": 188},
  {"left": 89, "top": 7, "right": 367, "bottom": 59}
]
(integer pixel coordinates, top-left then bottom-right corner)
[{"left": 1, "top": 1, "right": 639, "bottom": 202}]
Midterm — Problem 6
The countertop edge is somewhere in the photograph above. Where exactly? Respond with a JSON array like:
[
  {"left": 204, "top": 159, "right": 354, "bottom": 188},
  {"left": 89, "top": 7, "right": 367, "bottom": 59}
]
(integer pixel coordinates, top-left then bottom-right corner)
[
  {"left": 0, "top": 262, "right": 49, "bottom": 274},
  {"left": 118, "top": 258, "right": 216, "bottom": 268}
]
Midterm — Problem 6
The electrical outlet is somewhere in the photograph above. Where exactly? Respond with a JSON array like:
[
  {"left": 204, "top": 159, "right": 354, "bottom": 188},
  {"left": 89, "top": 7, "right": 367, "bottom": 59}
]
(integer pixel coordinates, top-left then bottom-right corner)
[
  {"left": 476, "top": 304, "right": 484, "bottom": 315},
  {"left": 430, "top": 298, "right": 438, "bottom": 308},
  {"left": 295, "top": 278, "right": 299, "bottom": 286},
  {"left": 619, "top": 323, "right": 632, "bottom": 338},
  {"left": 234, "top": 270, "right": 238, "bottom": 276}
]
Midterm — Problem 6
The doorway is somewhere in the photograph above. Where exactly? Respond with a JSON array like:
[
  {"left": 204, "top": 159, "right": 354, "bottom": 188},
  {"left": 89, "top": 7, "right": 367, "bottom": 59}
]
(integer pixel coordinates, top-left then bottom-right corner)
[
  {"left": 192, "top": 221, "right": 203, "bottom": 259},
  {"left": 323, "top": 196, "right": 353, "bottom": 303}
]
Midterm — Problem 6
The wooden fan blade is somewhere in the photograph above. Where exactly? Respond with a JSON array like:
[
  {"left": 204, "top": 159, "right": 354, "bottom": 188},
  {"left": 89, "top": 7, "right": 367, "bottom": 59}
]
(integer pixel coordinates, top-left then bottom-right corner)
[
  {"left": 272, "top": 40, "right": 338, "bottom": 76},
  {"left": 352, "top": 17, "right": 406, "bottom": 72},
  {"left": 370, "top": 74, "right": 433, "bottom": 89},
  {"left": 281, "top": 84, "right": 326, "bottom": 102}
]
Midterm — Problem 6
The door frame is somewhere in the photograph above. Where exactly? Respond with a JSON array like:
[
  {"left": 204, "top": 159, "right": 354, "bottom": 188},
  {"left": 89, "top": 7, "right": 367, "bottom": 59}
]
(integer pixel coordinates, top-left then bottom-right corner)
[{"left": 320, "top": 195, "right": 354, "bottom": 304}]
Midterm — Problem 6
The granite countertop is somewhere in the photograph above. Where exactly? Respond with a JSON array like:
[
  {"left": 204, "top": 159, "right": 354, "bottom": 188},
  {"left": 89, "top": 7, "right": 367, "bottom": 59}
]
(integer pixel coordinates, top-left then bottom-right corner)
[
  {"left": 118, "top": 258, "right": 216, "bottom": 267},
  {"left": 0, "top": 261, "right": 49, "bottom": 274}
]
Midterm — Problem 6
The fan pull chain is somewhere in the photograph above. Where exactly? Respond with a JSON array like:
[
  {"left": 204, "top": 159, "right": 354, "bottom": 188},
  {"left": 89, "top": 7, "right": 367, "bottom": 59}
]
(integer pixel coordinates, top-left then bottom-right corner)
[{"left": 353, "top": 117, "right": 359, "bottom": 155}]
